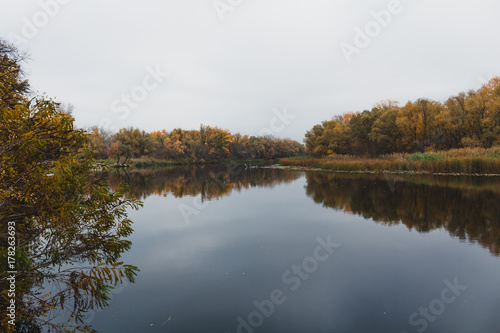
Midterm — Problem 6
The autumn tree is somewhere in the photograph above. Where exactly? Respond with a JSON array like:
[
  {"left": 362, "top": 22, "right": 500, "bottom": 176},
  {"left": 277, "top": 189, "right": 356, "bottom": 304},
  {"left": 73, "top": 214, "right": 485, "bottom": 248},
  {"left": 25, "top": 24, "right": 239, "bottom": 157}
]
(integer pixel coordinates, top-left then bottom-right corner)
[
  {"left": 304, "top": 124, "right": 327, "bottom": 157},
  {"left": 1, "top": 41, "right": 141, "bottom": 332},
  {"left": 113, "top": 127, "right": 158, "bottom": 158},
  {"left": 349, "top": 110, "right": 378, "bottom": 156},
  {"left": 87, "top": 126, "right": 112, "bottom": 159},
  {"left": 369, "top": 106, "right": 401, "bottom": 154},
  {"left": 0, "top": 98, "right": 143, "bottom": 332},
  {"left": 305, "top": 78, "right": 500, "bottom": 157},
  {"left": 481, "top": 77, "right": 500, "bottom": 146},
  {"left": 0, "top": 40, "right": 30, "bottom": 109}
]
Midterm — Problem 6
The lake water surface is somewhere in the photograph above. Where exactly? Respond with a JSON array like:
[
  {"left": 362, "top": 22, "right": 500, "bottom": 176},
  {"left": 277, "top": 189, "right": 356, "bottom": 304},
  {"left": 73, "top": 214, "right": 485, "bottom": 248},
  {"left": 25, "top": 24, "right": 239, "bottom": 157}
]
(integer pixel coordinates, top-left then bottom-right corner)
[{"left": 91, "top": 166, "right": 500, "bottom": 333}]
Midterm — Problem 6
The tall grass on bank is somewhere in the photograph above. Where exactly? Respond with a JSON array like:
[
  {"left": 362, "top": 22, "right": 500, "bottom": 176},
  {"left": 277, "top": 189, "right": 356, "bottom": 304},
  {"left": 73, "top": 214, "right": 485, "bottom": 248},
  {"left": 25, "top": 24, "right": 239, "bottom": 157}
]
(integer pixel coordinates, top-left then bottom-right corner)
[
  {"left": 133, "top": 159, "right": 184, "bottom": 168},
  {"left": 281, "top": 148, "right": 500, "bottom": 175}
]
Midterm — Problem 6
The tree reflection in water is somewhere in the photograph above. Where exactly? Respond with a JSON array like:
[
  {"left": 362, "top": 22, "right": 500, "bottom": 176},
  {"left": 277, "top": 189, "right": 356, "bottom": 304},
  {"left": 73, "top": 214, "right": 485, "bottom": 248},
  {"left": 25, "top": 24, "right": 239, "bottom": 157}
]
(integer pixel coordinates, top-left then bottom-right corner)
[
  {"left": 108, "top": 165, "right": 302, "bottom": 202},
  {"left": 305, "top": 172, "right": 500, "bottom": 256},
  {"left": 110, "top": 167, "right": 499, "bottom": 257}
]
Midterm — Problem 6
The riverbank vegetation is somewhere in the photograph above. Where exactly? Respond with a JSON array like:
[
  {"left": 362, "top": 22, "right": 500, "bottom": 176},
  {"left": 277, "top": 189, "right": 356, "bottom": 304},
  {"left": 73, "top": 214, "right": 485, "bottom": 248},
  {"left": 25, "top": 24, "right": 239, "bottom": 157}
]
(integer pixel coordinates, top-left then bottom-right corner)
[
  {"left": 281, "top": 147, "right": 500, "bottom": 175},
  {"left": 305, "top": 78, "right": 500, "bottom": 157},
  {"left": 295, "top": 77, "right": 500, "bottom": 174},
  {"left": 1, "top": 40, "right": 141, "bottom": 332},
  {"left": 88, "top": 125, "right": 305, "bottom": 166}
]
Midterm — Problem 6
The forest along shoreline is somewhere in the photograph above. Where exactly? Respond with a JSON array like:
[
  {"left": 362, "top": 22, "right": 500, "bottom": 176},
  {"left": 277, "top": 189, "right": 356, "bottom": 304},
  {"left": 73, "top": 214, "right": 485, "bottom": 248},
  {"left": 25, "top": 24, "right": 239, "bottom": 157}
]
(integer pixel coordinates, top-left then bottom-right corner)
[
  {"left": 93, "top": 146, "right": 500, "bottom": 176},
  {"left": 88, "top": 77, "right": 500, "bottom": 176}
]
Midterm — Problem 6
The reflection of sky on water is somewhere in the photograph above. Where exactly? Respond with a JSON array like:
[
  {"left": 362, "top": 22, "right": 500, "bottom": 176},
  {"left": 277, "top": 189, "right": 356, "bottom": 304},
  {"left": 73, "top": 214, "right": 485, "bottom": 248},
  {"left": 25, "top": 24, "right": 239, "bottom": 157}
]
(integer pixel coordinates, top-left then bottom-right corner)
[{"left": 93, "top": 169, "right": 500, "bottom": 333}]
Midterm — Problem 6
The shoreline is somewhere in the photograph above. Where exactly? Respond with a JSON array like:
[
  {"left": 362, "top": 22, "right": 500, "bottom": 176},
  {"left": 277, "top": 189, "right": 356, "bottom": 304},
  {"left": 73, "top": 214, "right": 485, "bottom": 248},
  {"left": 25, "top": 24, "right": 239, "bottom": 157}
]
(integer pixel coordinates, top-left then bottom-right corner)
[
  {"left": 263, "top": 164, "right": 500, "bottom": 177},
  {"left": 94, "top": 157, "right": 500, "bottom": 176},
  {"left": 95, "top": 158, "right": 273, "bottom": 168}
]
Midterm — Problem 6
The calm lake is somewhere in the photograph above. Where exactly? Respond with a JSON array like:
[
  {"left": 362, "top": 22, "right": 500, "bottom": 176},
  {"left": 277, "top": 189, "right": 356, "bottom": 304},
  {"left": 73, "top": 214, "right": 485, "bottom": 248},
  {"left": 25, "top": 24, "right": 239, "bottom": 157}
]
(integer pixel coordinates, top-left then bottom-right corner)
[{"left": 89, "top": 166, "right": 500, "bottom": 333}]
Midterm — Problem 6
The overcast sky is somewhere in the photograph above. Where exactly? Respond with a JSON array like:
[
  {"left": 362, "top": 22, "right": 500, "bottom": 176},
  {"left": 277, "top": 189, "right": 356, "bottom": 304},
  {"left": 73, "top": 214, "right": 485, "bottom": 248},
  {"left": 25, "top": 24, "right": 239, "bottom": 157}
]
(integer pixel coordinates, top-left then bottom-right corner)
[{"left": 2, "top": 0, "right": 500, "bottom": 141}]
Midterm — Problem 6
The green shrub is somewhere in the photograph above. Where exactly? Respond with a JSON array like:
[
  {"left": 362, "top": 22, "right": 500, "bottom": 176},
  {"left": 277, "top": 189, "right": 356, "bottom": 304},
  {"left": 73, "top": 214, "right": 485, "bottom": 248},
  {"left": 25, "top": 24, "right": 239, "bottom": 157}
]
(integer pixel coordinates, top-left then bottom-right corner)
[{"left": 407, "top": 152, "right": 443, "bottom": 162}]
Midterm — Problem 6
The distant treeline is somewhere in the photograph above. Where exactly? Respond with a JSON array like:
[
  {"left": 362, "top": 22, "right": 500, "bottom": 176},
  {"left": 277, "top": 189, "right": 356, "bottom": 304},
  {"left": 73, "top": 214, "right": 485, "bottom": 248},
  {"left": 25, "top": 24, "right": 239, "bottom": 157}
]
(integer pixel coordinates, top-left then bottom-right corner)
[
  {"left": 305, "top": 77, "right": 500, "bottom": 157},
  {"left": 88, "top": 125, "right": 305, "bottom": 163}
]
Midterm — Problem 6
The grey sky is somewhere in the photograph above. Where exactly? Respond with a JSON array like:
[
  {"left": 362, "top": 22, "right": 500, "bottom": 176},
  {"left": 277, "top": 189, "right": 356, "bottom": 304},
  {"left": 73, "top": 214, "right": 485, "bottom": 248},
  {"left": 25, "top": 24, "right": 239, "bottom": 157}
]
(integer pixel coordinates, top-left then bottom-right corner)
[{"left": 2, "top": 0, "right": 500, "bottom": 141}]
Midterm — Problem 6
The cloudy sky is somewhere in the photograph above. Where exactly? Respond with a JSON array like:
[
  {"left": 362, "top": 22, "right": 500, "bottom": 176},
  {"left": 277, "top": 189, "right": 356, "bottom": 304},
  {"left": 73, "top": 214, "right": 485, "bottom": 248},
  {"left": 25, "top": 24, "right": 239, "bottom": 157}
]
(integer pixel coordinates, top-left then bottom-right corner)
[{"left": 2, "top": 0, "right": 500, "bottom": 141}]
